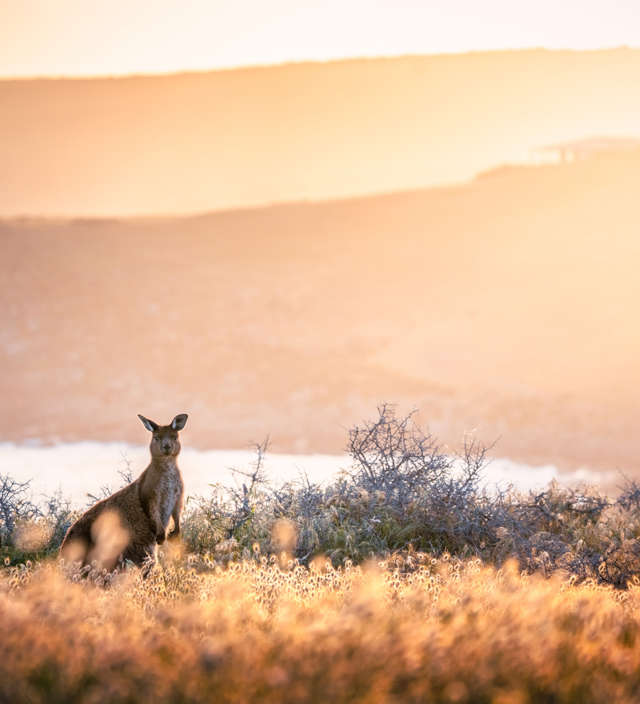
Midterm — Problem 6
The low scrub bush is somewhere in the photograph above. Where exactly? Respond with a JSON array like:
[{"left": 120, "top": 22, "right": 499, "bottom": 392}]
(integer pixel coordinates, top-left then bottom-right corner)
[
  {"left": 4, "top": 406, "right": 640, "bottom": 586},
  {"left": 0, "top": 476, "right": 76, "bottom": 564},
  {"left": 183, "top": 405, "right": 640, "bottom": 587}
]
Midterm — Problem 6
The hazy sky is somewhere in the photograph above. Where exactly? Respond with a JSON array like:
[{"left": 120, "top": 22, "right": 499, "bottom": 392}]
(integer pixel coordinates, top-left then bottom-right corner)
[{"left": 1, "top": 0, "right": 639, "bottom": 77}]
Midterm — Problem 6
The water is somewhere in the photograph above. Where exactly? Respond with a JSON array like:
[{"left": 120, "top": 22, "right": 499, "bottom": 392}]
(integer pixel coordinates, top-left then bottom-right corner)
[{"left": 0, "top": 442, "right": 611, "bottom": 508}]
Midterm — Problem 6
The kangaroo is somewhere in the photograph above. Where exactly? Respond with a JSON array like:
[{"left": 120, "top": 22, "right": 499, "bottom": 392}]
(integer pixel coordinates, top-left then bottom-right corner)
[{"left": 60, "top": 413, "right": 188, "bottom": 574}]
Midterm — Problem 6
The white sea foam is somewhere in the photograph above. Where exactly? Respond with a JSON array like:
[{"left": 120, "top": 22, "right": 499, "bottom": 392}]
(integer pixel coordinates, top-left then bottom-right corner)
[{"left": 0, "top": 442, "right": 611, "bottom": 508}]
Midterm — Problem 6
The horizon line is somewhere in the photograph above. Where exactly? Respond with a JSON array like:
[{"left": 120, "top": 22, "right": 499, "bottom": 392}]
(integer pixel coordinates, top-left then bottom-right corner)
[
  {"left": 1, "top": 44, "right": 638, "bottom": 82},
  {"left": 3, "top": 152, "right": 635, "bottom": 221}
]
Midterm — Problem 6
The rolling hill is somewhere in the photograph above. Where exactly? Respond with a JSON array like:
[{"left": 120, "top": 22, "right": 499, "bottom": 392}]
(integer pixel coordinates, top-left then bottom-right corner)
[
  {"left": 2, "top": 49, "right": 640, "bottom": 216},
  {"left": 2, "top": 147, "right": 640, "bottom": 472}
]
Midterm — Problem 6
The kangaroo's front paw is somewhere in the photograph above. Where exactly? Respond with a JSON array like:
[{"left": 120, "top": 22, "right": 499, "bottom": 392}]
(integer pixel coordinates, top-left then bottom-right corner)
[
  {"left": 156, "top": 531, "right": 166, "bottom": 545},
  {"left": 168, "top": 528, "right": 180, "bottom": 540}
]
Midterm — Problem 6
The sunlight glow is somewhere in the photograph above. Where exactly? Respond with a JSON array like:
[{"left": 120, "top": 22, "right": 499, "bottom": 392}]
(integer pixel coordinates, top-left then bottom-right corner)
[{"left": 1, "top": 0, "right": 639, "bottom": 77}]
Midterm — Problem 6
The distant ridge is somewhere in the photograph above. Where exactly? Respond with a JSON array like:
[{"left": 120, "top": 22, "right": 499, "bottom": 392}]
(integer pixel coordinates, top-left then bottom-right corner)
[
  {"left": 2, "top": 49, "right": 640, "bottom": 216},
  {"left": 2, "top": 46, "right": 636, "bottom": 81}
]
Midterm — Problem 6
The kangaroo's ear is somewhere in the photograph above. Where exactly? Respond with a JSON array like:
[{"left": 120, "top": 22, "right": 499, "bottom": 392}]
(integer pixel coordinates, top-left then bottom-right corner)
[
  {"left": 171, "top": 413, "right": 188, "bottom": 431},
  {"left": 138, "top": 414, "right": 159, "bottom": 432}
]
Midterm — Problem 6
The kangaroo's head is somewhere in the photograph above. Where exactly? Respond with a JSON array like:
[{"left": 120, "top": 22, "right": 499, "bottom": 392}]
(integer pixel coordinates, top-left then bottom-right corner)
[{"left": 138, "top": 414, "right": 188, "bottom": 458}]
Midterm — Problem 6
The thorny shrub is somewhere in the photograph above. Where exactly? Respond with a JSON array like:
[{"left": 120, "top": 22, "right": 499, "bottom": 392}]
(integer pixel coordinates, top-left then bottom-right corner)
[{"left": 182, "top": 406, "right": 640, "bottom": 586}]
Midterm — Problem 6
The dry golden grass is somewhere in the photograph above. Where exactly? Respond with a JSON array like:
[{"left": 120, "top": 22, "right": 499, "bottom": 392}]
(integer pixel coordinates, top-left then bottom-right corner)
[{"left": 2, "top": 553, "right": 640, "bottom": 703}]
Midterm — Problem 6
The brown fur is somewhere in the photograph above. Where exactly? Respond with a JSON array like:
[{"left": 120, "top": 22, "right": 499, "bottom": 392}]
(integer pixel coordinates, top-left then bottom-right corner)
[{"left": 60, "top": 413, "right": 188, "bottom": 574}]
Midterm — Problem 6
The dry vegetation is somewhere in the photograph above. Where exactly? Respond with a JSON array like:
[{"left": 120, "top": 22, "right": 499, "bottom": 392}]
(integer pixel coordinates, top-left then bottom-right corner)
[
  {"left": 4, "top": 555, "right": 640, "bottom": 703},
  {"left": 3, "top": 407, "right": 640, "bottom": 701}
]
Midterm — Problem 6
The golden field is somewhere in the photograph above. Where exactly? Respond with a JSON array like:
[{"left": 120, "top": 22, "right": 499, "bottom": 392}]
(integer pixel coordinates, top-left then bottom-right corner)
[
  {"left": 4, "top": 407, "right": 640, "bottom": 702},
  {"left": 2, "top": 553, "right": 640, "bottom": 704}
]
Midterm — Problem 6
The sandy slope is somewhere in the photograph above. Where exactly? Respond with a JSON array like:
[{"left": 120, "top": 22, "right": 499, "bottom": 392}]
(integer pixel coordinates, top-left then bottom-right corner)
[{"left": 2, "top": 149, "right": 640, "bottom": 472}]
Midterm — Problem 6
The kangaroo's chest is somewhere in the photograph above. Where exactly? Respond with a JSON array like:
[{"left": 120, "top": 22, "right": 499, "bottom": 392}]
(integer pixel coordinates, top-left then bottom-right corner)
[{"left": 148, "top": 469, "right": 182, "bottom": 524}]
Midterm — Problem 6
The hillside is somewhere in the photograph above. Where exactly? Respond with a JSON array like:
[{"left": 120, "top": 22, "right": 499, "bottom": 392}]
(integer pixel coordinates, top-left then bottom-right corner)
[
  {"left": 1, "top": 49, "right": 640, "bottom": 216},
  {"left": 2, "top": 148, "right": 640, "bottom": 471}
]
